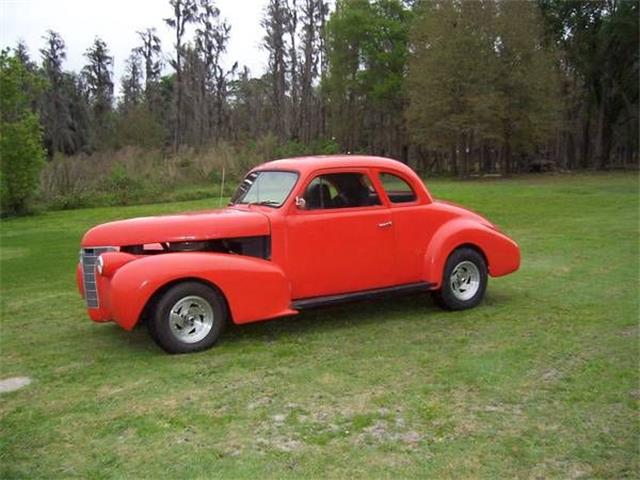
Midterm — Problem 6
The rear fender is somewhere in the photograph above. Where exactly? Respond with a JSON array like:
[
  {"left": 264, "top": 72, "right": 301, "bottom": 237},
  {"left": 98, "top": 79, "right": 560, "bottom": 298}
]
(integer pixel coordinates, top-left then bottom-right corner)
[
  {"left": 423, "top": 219, "right": 520, "bottom": 288},
  {"left": 109, "top": 252, "right": 295, "bottom": 330}
]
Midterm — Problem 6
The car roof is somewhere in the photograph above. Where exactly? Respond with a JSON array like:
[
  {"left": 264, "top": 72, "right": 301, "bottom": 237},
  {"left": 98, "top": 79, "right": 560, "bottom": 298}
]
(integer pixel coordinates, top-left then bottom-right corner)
[{"left": 254, "top": 155, "right": 417, "bottom": 178}]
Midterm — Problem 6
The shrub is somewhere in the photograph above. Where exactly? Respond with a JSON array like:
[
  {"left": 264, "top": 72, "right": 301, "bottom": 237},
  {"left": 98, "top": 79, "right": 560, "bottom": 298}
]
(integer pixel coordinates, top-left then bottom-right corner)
[
  {"left": 311, "top": 138, "right": 341, "bottom": 155},
  {"left": 33, "top": 137, "right": 339, "bottom": 212},
  {"left": 254, "top": 133, "right": 279, "bottom": 162},
  {"left": 0, "top": 52, "right": 46, "bottom": 216},
  {"left": 274, "top": 137, "right": 341, "bottom": 159},
  {"left": 1, "top": 116, "right": 47, "bottom": 215}
]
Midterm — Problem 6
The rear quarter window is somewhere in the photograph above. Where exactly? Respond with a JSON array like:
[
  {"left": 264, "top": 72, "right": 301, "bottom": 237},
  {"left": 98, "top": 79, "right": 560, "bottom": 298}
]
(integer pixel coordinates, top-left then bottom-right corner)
[{"left": 379, "top": 173, "right": 417, "bottom": 204}]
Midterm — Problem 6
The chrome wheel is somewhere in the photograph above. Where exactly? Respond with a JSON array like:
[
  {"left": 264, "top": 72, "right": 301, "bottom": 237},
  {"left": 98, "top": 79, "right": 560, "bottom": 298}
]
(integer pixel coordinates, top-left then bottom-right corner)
[
  {"left": 169, "top": 295, "right": 214, "bottom": 343},
  {"left": 450, "top": 261, "right": 481, "bottom": 301}
]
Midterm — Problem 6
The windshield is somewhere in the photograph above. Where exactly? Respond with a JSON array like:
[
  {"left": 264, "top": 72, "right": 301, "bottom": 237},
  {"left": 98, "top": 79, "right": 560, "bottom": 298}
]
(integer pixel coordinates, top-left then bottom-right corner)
[{"left": 230, "top": 170, "right": 298, "bottom": 208}]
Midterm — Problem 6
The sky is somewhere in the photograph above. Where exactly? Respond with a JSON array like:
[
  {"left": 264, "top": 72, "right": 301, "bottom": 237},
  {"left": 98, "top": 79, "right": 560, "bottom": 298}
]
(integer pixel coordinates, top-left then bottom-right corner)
[{"left": 0, "top": 0, "right": 269, "bottom": 94}]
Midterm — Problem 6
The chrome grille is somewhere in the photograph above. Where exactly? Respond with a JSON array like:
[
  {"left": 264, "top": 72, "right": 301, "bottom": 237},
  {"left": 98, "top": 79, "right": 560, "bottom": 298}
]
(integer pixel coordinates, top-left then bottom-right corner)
[{"left": 81, "top": 247, "right": 116, "bottom": 308}]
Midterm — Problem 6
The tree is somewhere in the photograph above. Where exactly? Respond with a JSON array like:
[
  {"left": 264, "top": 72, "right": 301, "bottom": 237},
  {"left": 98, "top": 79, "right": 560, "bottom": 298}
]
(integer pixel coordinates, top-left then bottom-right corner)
[
  {"left": 13, "top": 42, "right": 39, "bottom": 111},
  {"left": 299, "top": 0, "right": 328, "bottom": 142},
  {"left": 164, "top": 0, "right": 199, "bottom": 148},
  {"left": 0, "top": 50, "right": 46, "bottom": 215},
  {"left": 62, "top": 72, "right": 92, "bottom": 153},
  {"left": 325, "top": 0, "right": 411, "bottom": 158},
  {"left": 136, "top": 28, "right": 163, "bottom": 104},
  {"left": 538, "top": 0, "right": 639, "bottom": 169},
  {"left": 38, "top": 32, "right": 92, "bottom": 155},
  {"left": 195, "top": 0, "right": 235, "bottom": 142},
  {"left": 136, "top": 28, "right": 162, "bottom": 95},
  {"left": 599, "top": 0, "right": 639, "bottom": 168},
  {"left": 14, "top": 41, "right": 36, "bottom": 72},
  {"left": 229, "top": 67, "right": 272, "bottom": 141},
  {"left": 262, "top": 0, "right": 289, "bottom": 140},
  {"left": 82, "top": 37, "right": 114, "bottom": 147},
  {"left": 39, "top": 30, "right": 72, "bottom": 155},
  {"left": 407, "top": 0, "right": 560, "bottom": 176},
  {"left": 493, "top": 1, "right": 561, "bottom": 174},
  {"left": 286, "top": 0, "right": 299, "bottom": 139},
  {"left": 120, "top": 50, "right": 144, "bottom": 111}
]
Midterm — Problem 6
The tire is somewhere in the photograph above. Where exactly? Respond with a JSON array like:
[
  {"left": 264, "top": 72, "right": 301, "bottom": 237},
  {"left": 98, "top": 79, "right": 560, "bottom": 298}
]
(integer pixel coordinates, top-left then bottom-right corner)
[
  {"left": 432, "top": 247, "right": 488, "bottom": 311},
  {"left": 148, "top": 281, "right": 227, "bottom": 354}
]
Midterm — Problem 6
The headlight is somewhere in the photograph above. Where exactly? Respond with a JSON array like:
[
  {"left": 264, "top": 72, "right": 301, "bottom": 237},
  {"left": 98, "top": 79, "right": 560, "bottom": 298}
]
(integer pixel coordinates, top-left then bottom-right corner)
[{"left": 96, "top": 255, "right": 104, "bottom": 275}]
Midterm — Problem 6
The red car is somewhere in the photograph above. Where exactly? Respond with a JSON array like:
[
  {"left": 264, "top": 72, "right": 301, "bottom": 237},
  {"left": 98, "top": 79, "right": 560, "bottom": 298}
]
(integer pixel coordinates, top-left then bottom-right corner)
[{"left": 77, "top": 156, "right": 520, "bottom": 353}]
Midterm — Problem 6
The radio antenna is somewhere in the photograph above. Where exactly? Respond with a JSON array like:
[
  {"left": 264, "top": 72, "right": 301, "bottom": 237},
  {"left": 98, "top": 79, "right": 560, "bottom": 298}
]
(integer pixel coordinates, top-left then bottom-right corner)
[{"left": 218, "top": 167, "right": 226, "bottom": 207}]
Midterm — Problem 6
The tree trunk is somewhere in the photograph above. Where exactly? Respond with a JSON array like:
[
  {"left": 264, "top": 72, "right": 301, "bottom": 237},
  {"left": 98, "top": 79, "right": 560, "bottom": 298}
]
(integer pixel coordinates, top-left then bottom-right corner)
[
  {"left": 502, "top": 126, "right": 512, "bottom": 176},
  {"left": 594, "top": 82, "right": 608, "bottom": 170},
  {"left": 580, "top": 112, "right": 591, "bottom": 169},
  {"left": 450, "top": 142, "right": 458, "bottom": 177}
]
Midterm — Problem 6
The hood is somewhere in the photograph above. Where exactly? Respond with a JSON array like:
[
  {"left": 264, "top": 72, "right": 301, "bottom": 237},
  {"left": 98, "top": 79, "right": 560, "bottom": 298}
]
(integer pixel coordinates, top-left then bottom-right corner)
[{"left": 82, "top": 207, "right": 270, "bottom": 247}]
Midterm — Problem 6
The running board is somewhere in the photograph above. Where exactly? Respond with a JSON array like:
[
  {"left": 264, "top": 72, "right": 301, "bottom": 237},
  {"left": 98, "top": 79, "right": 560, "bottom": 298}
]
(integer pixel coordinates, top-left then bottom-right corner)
[{"left": 292, "top": 282, "right": 435, "bottom": 310}]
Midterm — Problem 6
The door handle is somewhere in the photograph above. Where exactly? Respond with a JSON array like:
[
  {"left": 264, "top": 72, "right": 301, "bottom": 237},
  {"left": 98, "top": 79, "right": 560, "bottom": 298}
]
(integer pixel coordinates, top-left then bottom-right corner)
[{"left": 378, "top": 221, "right": 393, "bottom": 228}]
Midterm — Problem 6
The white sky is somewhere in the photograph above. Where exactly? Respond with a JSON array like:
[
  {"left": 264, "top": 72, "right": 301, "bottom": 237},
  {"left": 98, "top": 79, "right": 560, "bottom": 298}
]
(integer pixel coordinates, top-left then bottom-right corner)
[{"left": 0, "top": 0, "right": 269, "bottom": 95}]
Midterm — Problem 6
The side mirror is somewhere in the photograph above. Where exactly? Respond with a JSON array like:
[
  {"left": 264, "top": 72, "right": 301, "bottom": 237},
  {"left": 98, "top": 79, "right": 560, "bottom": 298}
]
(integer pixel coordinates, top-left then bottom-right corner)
[{"left": 295, "top": 196, "right": 306, "bottom": 209}]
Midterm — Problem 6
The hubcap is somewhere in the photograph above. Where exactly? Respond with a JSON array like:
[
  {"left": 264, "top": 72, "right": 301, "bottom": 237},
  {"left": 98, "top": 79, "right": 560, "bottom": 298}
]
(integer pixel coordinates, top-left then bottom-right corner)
[
  {"left": 169, "top": 296, "right": 214, "bottom": 343},
  {"left": 450, "top": 261, "right": 481, "bottom": 301}
]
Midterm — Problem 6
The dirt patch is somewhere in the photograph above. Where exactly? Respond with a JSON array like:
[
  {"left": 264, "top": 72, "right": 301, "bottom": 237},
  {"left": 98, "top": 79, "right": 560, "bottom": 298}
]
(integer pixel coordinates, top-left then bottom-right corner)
[
  {"left": 541, "top": 368, "right": 561, "bottom": 382},
  {"left": 0, "top": 376, "right": 31, "bottom": 393},
  {"left": 255, "top": 435, "right": 302, "bottom": 453},
  {"left": 619, "top": 325, "right": 638, "bottom": 337},
  {"left": 478, "top": 402, "right": 523, "bottom": 415},
  {"left": 356, "top": 419, "right": 423, "bottom": 448},
  {"left": 247, "top": 396, "right": 273, "bottom": 410},
  {"left": 272, "top": 413, "right": 287, "bottom": 423}
]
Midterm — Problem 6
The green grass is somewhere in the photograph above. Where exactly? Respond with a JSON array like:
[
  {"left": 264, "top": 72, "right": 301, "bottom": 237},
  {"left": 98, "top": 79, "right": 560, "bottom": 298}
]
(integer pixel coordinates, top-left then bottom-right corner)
[{"left": 1, "top": 173, "right": 638, "bottom": 479}]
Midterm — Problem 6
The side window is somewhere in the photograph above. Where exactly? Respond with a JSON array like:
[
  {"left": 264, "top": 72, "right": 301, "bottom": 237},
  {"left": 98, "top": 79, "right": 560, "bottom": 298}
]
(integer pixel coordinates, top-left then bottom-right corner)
[
  {"left": 379, "top": 173, "right": 417, "bottom": 204},
  {"left": 303, "top": 173, "right": 381, "bottom": 210}
]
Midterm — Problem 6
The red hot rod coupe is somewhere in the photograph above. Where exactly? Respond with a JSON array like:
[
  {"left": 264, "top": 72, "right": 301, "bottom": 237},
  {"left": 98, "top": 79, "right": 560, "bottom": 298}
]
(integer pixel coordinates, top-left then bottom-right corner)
[{"left": 77, "top": 156, "right": 520, "bottom": 353}]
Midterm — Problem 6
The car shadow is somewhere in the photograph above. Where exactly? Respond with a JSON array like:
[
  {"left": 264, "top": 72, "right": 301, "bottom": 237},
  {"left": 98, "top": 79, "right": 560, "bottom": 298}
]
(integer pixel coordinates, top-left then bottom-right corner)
[
  {"left": 96, "top": 290, "right": 511, "bottom": 354},
  {"left": 223, "top": 293, "right": 443, "bottom": 343}
]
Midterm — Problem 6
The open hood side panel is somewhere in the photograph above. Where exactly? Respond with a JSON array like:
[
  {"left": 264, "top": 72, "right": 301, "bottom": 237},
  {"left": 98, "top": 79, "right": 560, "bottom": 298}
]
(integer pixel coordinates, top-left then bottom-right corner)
[{"left": 82, "top": 208, "right": 270, "bottom": 247}]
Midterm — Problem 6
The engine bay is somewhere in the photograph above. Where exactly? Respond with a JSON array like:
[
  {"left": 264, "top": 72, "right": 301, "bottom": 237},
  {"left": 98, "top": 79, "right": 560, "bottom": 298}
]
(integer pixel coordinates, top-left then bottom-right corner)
[{"left": 120, "top": 235, "right": 271, "bottom": 260}]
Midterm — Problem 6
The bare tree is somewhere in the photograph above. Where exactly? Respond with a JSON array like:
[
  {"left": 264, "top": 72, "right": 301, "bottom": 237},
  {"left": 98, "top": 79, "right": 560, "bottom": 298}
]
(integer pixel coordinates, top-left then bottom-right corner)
[
  {"left": 121, "top": 50, "right": 144, "bottom": 111},
  {"left": 286, "top": 0, "right": 299, "bottom": 139},
  {"left": 135, "top": 28, "right": 163, "bottom": 105},
  {"left": 299, "top": 0, "right": 325, "bottom": 142},
  {"left": 195, "top": 0, "right": 235, "bottom": 142},
  {"left": 262, "top": 0, "right": 289, "bottom": 140},
  {"left": 165, "top": 0, "right": 199, "bottom": 148}
]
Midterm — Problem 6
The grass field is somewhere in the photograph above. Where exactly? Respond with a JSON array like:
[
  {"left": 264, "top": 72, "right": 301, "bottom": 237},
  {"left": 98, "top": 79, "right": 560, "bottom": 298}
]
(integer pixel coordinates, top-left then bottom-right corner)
[{"left": 1, "top": 173, "right": 638, "bottom": 478}]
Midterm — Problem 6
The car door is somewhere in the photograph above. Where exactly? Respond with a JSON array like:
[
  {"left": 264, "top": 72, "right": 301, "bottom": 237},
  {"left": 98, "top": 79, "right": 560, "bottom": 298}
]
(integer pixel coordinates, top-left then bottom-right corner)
[
  {"left": 285, "top": 169, "right": 395, "bottom": 299},
  {"left": 375, "top": 170, "right": 428, "bottom": 284}
]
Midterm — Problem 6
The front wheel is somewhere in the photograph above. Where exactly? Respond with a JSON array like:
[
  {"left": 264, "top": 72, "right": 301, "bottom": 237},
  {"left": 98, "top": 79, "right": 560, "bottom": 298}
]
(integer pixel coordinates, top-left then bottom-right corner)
[
  {"left": 148, "top": 281, "right": 227, "bottom": 353},
  {"left": 432, "top": 248, "right": 488, "bottom": 311}
]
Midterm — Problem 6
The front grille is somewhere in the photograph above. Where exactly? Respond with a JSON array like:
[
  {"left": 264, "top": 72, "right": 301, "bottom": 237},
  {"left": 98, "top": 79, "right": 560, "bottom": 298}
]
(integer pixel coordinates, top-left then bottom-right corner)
[{"left": 82, "top": 247, "right": 116, "bottom": 308}]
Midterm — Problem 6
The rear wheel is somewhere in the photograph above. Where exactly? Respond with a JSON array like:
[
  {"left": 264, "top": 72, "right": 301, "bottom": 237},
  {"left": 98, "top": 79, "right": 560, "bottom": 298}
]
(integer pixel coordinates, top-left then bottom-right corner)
[
  {"left": 148, "top": 281, "right": 227, "bottom": 353},
  {"left": 432, "top": 247, "right": 488, "bottom": 311}
]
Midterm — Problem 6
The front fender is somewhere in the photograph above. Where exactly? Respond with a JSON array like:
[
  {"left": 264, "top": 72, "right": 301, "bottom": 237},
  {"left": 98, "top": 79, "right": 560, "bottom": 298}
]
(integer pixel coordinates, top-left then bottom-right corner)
[
  {"left": 423, "top": 219, "right": 520, "bottom": 288},
  {"left": 109, "top": 253, "right": 296, "bottom": 330}
]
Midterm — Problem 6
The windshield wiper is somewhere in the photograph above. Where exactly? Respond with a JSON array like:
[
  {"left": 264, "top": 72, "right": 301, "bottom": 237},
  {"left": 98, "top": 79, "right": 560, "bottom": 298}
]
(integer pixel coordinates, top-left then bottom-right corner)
[{"left": 247, "top": 200, "right": 280, "bottom": 207}]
